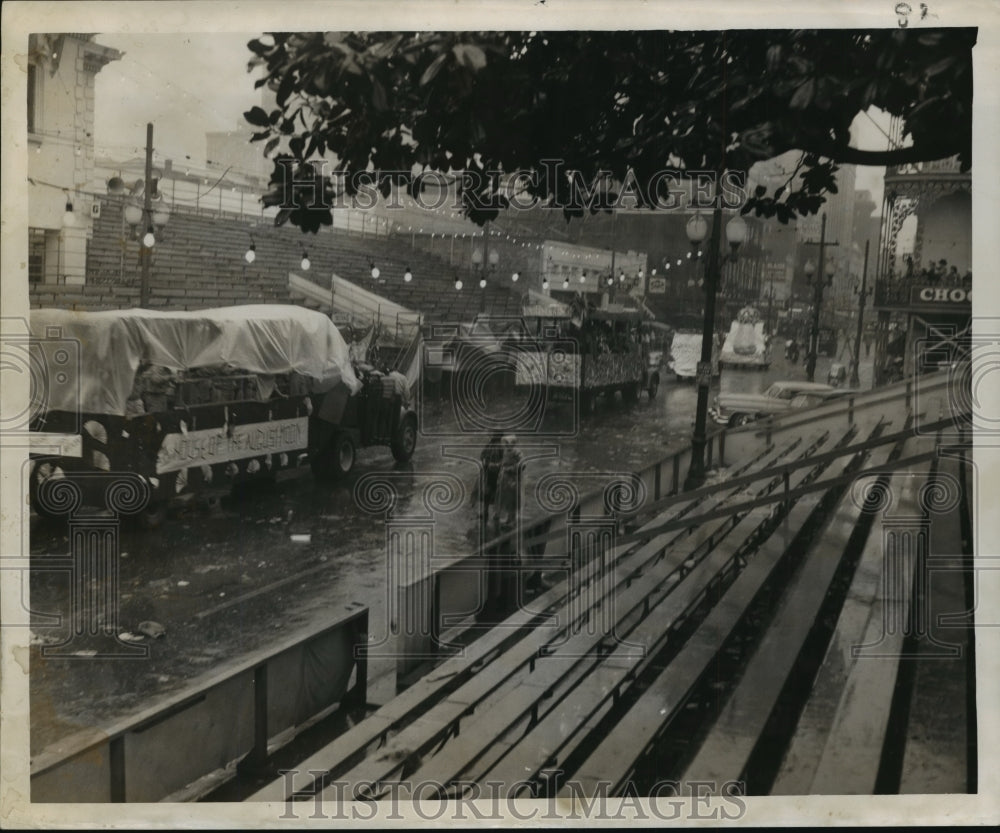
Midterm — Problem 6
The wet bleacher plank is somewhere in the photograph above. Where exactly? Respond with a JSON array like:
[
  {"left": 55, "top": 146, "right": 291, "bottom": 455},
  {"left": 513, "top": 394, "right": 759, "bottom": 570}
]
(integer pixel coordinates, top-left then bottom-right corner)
[
  {"left": 804, "top": 457, "right": 933, "bottom": 794},
  {"left": 898, "top": 453, "right": 970, "bottom": 793},
  {"left": 678, "top": 439, "right": 898, "bottom": 790}
]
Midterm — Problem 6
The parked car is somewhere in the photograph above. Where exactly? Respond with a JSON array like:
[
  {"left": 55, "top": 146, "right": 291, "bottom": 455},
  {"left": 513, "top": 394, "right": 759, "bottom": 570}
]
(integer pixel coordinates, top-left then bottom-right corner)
[{"left": 709, "top": 380, "right": 853, "bottom": 427}]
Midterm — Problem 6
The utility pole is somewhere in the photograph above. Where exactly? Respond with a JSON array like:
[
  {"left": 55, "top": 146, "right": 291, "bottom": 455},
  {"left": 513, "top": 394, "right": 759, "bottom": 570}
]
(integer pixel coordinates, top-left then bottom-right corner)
[
  {"left": 850, "top": 239, "right": 871, "bottom": 388},
  {"left": 610, "top": 210, "right": 617, "bottom": 279},
  {"left": 767, "top": 279, "right": 774, "bottom": 335},
  {"left": 803, "top": 213, "right": 838, "bottom": 383},
  {"left": 479, "top": 220, "right": 488, "bottom": 315},
  {"left": 140, "top": 122, "right": 153, "bottom": 307}
]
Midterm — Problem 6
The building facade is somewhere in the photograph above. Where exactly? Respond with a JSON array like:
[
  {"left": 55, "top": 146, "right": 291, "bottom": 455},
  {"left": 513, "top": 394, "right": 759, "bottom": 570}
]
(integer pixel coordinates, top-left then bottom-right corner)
[
  {"left": 27, "top": 33, "right": 121, "bottom": 284},
  {"left": 873, "top": 123, "right": 971, "bottom": 383}
]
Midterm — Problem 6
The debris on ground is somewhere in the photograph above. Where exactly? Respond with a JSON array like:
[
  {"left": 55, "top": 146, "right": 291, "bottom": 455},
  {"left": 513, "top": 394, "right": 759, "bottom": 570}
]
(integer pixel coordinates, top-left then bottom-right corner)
[{"left": 137, "top": 621, "right": 166, "bottom": 639}]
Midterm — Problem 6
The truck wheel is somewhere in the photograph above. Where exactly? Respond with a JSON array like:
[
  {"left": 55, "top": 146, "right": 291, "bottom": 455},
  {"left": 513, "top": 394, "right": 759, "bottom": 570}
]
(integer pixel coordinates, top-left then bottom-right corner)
[
  {"left": 311, "top": 433, "right": 356, "bottom": 481},
  {"left": 391, "top": 416, "right": 418, "bottom": 462},
  {"left": 139, "top": 501, "right": 167, "bottom": 530},
  {"left": 30, "top": 461, "right": 67, "bottom": 520},
  {"left": 729, "top": 413, "right": 752, "bottom": 427},
  {"left": 647, "top": 375, "right": 660, "bottom": 400}
]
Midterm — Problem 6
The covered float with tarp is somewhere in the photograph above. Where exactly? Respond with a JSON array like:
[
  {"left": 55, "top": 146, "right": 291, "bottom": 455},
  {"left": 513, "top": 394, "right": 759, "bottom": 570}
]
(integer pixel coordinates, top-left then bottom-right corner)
[
  {"left": 719, "top": 306, "right": 771, "bottom": 369},
  {"left": 29, "top": 304, "right": 361, "bottom": 417},
  {"left": 668, "top": 331, "right": 721, "bottom": 381},
  {"left": 27, "top": 305, "right": 416, "bottom": 523}
]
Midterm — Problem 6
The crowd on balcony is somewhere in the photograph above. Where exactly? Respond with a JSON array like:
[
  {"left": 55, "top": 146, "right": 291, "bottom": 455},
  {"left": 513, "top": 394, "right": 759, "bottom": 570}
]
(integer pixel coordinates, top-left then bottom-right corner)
[{"left": 896, "top": 256, "right": 972, "bottom": 289}]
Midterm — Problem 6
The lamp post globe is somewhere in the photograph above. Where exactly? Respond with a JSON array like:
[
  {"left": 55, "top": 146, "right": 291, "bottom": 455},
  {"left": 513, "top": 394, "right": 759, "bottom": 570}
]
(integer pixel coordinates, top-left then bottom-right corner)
[
  {"left": 686, "top": 214, "right": 709, "bottom": 245},
  {"left": 725, "top": 215, "right": 748, "bottom": 247},
  {"left": 124, "top": 203, "right": 143, "bottom": 226}
]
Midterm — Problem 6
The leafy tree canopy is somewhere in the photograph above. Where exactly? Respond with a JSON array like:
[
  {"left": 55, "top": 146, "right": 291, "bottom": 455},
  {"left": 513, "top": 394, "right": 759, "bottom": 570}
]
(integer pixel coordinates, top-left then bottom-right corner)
[{"left": 245, "top": 28, "right": 975, "bottom": 231}]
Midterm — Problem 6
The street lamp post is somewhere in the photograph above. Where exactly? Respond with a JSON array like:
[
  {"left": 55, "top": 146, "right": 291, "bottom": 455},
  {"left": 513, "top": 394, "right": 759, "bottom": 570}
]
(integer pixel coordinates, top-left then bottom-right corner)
[
  {"left": 850, "top": 239, "right": 872, "bottom": 388},
  {"left": 684, "top": 205, "right": 747, "bottom": 491}
]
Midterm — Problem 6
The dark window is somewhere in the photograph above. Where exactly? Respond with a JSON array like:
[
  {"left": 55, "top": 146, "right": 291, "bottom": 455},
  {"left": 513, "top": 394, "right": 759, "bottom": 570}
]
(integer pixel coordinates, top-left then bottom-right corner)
[{"left": 28, "top": 228, "right": 45, "bottom": 283}]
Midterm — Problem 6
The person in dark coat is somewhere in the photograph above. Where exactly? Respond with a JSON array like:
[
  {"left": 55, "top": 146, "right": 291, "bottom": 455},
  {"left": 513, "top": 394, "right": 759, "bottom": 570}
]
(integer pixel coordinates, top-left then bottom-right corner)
[
  {"left": 478, "top": 432, "right": 504, "bottom": 524},
  {"left": 494, "top": 435, "right": 524, "bottom": 530}
]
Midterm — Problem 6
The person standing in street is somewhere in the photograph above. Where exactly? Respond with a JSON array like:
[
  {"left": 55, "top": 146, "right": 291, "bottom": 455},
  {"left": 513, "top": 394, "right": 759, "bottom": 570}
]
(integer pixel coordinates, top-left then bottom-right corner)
[
  {"left": 477, "top": 432, "right": 504, "bottom": 527},
  {"left": 494, "top": 435, "right": 524, "bottom": 531}
]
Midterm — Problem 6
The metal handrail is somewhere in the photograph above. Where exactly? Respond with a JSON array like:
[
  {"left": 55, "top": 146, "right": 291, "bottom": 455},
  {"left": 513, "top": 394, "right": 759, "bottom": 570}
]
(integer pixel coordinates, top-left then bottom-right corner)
[{"left": 481, "top": 400, "right": 966, "bottom": 557}]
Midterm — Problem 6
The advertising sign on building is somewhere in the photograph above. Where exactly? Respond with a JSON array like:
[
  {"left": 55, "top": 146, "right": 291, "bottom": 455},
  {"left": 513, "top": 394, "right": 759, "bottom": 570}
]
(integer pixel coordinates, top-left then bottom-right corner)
[{"left": 648, "top": 276, "right": 667, "bottom": 294}]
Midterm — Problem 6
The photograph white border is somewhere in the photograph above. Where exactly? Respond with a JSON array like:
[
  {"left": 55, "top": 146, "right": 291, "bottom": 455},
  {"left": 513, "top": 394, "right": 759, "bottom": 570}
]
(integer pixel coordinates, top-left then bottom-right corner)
[{"left": 2, "top": 0, "right": 998, "bottom": 827}]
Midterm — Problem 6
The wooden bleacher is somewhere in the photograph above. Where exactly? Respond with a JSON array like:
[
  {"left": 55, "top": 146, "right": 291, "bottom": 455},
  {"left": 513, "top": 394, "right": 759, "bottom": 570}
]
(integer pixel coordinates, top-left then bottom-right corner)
[
  {"left": 242, "top": 395, "right": 972, "bottom": 803},
  {"left": 31, "top": 200, "right": 523, "bottom": 323}
]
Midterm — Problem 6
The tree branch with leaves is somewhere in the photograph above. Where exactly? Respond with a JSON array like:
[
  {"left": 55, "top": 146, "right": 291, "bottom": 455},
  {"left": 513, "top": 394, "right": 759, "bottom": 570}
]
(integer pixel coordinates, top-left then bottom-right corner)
[{"left": 244, "top": 27, "right": 975, "bottom": 231}]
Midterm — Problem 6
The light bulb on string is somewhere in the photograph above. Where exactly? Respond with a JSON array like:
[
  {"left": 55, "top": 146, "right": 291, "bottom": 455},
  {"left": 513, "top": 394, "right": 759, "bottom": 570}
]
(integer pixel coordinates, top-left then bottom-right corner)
[
  {"left": 301, "top": 251, "right": 311, "bottom": 271},
  {"left": 479, "top": 278, "right": 487, "bottom": 289},
  {"left": 142, "top": 226, "right": 156, "bottom": 248},
  {"left": 511, "top": 272, "right": 519, "bottom": 282},
  {"left": 244, "top": 243, "right": 256, "bottom": 264},
  {"left": 62, "top": 197, "right": 75, "bottom": 228},
  {"left": 562, "top": 278, "right": 569, "bottom": 289},
  {"left": 542, "top": 278, "right": 550, "bottom": 291},
  {"left": 455, "top": 278, "right": 463, "bottom": 290},
  {"left": 404, "top": 267, "right": 413, "bottom": 283}
]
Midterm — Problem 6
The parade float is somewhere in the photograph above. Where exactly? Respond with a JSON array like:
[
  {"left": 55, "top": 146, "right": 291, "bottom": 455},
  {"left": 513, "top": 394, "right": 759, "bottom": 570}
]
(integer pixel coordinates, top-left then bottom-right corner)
[
  {"left": 667, "top": 331, "right": 721, "bottom": 381},
  {"left": 27, "top": 305, "right": 419, "bottom": 524},
  {"left": 719, "top": 306, "right": 771, "bottom": 370}
]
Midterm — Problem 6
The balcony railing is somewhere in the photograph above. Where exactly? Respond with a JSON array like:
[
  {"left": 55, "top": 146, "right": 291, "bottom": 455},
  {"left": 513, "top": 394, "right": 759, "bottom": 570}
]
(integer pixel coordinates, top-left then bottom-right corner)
[
  {"left": 885, "top": 156, "right": 965, "bottom": 179},
  {"left": 875, "top": 274, "right": 972, "bottom": 307}
]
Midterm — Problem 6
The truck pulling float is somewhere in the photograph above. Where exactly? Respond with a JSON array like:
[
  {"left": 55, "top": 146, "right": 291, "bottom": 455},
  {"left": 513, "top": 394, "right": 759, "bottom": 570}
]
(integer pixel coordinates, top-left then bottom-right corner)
[{"left": 27, "top": 305, "right": 418, "bottom": 526}]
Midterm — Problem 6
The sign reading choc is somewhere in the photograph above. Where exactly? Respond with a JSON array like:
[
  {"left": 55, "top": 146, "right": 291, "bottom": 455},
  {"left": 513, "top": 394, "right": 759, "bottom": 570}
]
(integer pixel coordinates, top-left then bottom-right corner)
[
  {"left": 156, "top": 417, "right": 308, "bottom": 473},
  {"left": 911, "top": 286, "right": 972, "bottom": 304}
]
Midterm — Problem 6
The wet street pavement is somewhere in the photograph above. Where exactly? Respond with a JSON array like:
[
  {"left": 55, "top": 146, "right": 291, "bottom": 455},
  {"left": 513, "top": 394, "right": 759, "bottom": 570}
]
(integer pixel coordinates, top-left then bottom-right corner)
[{"left": 27, "top": 347, "right": 874, "bottom": 754}]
